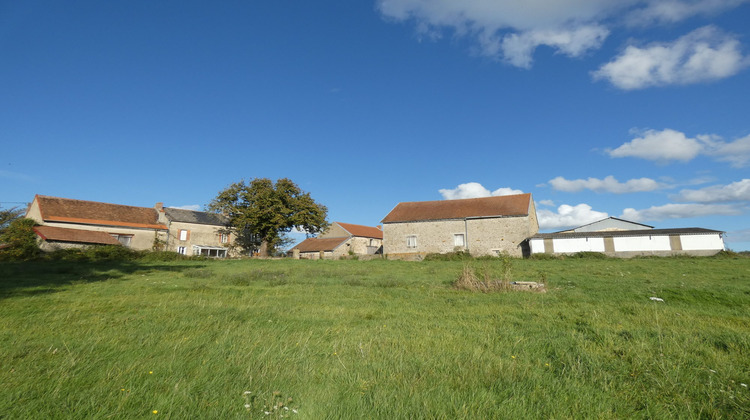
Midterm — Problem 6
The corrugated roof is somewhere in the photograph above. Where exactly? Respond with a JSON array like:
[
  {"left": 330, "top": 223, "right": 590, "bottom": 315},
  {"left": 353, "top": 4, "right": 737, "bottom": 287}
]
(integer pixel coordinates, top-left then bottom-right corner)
[
  {"left": 164, "top": 207, "right": 227, "bottom": 226},
  {"left": 34, "top": 225, "right": 122, "bottom": 245},
  {"left": 35, "top": 195, "right": 167, "bottom": 230},
  {"left": 292, "top": 237, "right": 349, "bottom": 252},
  {"left": 532, "top": 227, "right": 723, "bottom": 239},
  {"left": 336, "top": 222, "right": 383, "bottom": 239},
  {"left": 381, "top": 194, "right": 532, "bottom": 223}
]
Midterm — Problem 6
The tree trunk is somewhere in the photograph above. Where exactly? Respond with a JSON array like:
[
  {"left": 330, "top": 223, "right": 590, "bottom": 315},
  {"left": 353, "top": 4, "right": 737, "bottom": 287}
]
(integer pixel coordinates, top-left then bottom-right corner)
[{"left": 258, "top": 240, "right": 269, "bottom": 257}]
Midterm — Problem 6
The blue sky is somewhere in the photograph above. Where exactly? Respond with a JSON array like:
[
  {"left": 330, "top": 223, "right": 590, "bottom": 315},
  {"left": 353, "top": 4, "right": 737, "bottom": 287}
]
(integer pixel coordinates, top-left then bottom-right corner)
[{"left": 2, "top": 1, "right": 749, "bottom": 250}]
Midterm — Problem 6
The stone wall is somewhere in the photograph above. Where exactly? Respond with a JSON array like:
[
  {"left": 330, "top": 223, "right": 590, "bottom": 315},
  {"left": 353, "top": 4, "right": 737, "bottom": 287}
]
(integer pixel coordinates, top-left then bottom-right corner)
[{"left": 383, "top": 214, "right": 537, "bottom": 258}]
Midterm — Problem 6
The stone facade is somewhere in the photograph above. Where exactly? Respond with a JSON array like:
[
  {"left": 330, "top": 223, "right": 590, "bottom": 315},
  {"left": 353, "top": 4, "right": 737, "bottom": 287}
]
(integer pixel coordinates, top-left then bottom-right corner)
[
  {"left": 26, "top": 196, "right": 167, "bottom": 251},
  {"left": 382, "top": 195, "right": 539, "bottom": 259}
]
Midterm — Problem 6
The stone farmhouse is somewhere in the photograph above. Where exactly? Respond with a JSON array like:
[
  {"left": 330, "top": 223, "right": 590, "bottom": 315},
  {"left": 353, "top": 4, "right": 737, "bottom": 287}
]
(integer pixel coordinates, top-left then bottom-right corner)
[
  {"left": 381, "top": 194, "right": 539, "bottom": 258},
  {"left": 291, "top": 222, "right": 383, "bottom": 259},
  {"left": 25, "top": 195, "right": 236, "bottom": 257},
  {"left": 528, "top": 217, "right": 725, "bottom": 257}
]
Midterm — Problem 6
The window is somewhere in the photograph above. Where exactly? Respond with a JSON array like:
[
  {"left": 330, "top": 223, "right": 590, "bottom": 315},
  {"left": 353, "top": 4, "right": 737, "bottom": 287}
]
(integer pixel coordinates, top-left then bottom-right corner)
[
  {"left": 220, "top": 233, "right": 228, "bottom": 244},
  {"left": 406, "top": 235, "right": 417, "bottom": 249},
  {"left": 454, "top": 234, "right": 465, "bottom": 247},
  {"left": 179, "top": 229, "right": 188, "bottom": 241},
  {"left": 110, "top": 234, "right": 133, "bottom": 247},
  {"left": 177, "top": 246, "right": 186, "bottom": 255}
]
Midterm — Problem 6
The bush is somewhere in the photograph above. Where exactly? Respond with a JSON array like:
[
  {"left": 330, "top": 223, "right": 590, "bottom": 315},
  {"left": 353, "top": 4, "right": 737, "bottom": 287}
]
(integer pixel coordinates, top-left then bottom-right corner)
[
  {"left": 423, "top": 250, "right": 474, "bottom": 261},
  {"left": 528, "top": 253, "right": 558, "bottom": 260},
  {"left": 0, "top": 218, "right": 41, "bottom": 261}
]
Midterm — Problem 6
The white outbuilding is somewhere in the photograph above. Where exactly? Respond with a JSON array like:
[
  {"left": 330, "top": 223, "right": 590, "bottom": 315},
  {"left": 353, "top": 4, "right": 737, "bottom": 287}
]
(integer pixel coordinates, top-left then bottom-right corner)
[{"left": 529, "top": 218, "right": 725, "bottom": 257}]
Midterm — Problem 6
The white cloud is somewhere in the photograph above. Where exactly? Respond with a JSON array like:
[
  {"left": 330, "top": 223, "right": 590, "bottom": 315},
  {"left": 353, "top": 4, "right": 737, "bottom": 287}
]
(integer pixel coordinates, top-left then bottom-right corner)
[
  {"left": 537, "top": 203, "right": 609, "bottom": 230},
  {"left": 498, "top": 25, "right": 609, "bottom": 68},
  {"left": 674, "top": 179, "right": 750, "bottom": 203},
  {"left": 171, "top": 204, "right": 201, "bottom": 211},
  {"left": 439, "top": 182, "right": 523, "bottom": 200},
  {"left": 608, "top": 129, "right": 750, "bottom": 166},
  {"left": 620, "top": 203, "right": 742, "bottom": 221},
  {"left": 537, "top": 199, "right": 555, "bottom": 207},
  {"left": 548, "top": 175, "right": 668, "bottom": 193},
  {"left": 593, "top": 26, "right": 749, "bottom": 89},
  {"left": 706, "top": 134, "right": 750, "bottom": 167},
  {"left": 626, "top": 0, "right": 750, "bottom": 26},
  {"left": 608, "top": 128, "right": 703, "bottom": 161},
  {"left": 378, "top": 1, "right": 749, "bottom": 70},
  {"left": 725, "top": 228, "right": 750, "bottom": 243}
]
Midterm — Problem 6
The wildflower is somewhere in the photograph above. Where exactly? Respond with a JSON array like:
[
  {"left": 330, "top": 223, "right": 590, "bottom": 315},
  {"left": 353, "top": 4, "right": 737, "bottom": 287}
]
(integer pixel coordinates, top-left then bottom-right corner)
[
  {"left": 152, "top": 410, "right": 158, "bottom": 414},
  {"left": 245, "top": 404, "right": 251, "bottom": 409},
  {"left": 292, "top": 409, "right": 298, "bottom": 413},
  {"left": 511, "top": 355, "right": 516, "bottom": 359},
  {"left": 121, "top": 388, "right": 125, "bottom": 391},
  {"left": 545, "top": 363, "right": 550, "bottom": 367},
  {"left": 149, "top": 371, "right": 153, "bottom": 374},
  {"left": 243, "top": 391, "right": 252, "bottom": 395},
  {"left": 741, "top": 383, "right": 747, "bottom": 388},
  {"left": 649, "top": 297, "right": 664, "bottom": 302}
]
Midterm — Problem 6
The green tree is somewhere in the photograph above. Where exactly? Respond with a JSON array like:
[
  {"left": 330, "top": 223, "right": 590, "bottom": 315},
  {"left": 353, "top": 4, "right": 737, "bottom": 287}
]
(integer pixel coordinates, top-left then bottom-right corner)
[
  {"left": 0, "top": 206, "right": 24, "bottom": 234},
  {"left": 0, "top": 217, "right": 40, "bottom": 261},
  {"left": 208, "top": 178, "right": 328, "bottom": 257}
]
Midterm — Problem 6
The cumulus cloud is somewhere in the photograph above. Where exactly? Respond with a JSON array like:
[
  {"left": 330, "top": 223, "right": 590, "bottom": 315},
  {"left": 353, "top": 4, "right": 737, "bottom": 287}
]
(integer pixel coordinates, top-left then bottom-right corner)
[
  {"left": 537, "top": 203, "right": 609, "bottom": 230},
  {"left": 497, "top": 25, "right": 609, "bottom": 68},
  {"left": 608, "top": 129, "right": 750, "bottom": 166},
  {"left": 593, "top": 26, "right": 749, "bottom": 89},
  {"left": 674, "top": 179, "right": 750, "bottom": 203},
  {"left": 608, "top": 129, "right": 704, "bottom": 162},
  {"left": 620, "top": 203, "right": 742, "bottom": 221},
  {"left": 439, "top": 182, "right": 523, "bottom": 200},
  {"left": 548, "top": 175, "right": 668, "bottom": 193},
  {"left": 378, "top": 1, "right": 749, "bottom": 70}
]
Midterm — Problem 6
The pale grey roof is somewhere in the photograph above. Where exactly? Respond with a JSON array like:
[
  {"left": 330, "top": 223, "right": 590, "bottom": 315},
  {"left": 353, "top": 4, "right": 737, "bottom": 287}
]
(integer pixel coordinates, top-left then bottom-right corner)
[
  {"left": 562, "top": 217, "right": 653, "bottom": 233},
  {"left": 532, "top": 227, "right": 723, "bottom": 240},
  {"left": 164, "top": 208, "right": 228, "bottom": 226}
]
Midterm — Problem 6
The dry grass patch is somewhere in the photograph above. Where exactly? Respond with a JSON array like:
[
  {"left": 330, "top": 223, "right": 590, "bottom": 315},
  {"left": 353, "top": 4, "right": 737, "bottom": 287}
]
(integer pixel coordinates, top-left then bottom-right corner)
[{"left": 453, "top": 263, "right": 546, "bottom": 293}]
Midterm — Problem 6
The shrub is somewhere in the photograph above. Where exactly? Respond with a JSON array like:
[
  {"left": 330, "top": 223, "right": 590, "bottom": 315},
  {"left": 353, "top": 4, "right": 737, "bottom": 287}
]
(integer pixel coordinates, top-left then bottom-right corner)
[
  {"left": 0, "top": 218, "right": 41, "bottom": 261},
  {"left": 423, "top": 250, "right": 474, "bottom": 261},
  {"left": 569, "top": 251, "right": 609, "bottom": 259}
]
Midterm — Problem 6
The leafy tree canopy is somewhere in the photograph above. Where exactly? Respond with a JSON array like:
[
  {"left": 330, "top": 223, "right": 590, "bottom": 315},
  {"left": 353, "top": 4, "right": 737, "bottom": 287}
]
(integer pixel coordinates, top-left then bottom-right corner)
[
  {"left": 208, "top": 178, "right": 328, "bottom": 256},
  {"left": 0, "top": 217, "right": 40, "bottom": 261},
  {"left": 0, "top": 206, "right": 24, "bottom": 234}
]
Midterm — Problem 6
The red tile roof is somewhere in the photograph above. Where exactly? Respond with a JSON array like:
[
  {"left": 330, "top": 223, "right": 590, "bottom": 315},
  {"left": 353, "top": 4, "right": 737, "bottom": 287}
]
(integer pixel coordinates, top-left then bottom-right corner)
[
  {"left": 292, "top": 237, "right": 349, "bottom": 252},
  {"left": 336, "top": 222, "right": 383, "bottom": 239},
  {"left": 35, "top": 195, "right": 167, "bottom": 230},
  {"left": 34, "top": 225, "right": 122, "bottom": 245},
  {"left": 381, "top": 194, "right": 532, "bottom": 223}
]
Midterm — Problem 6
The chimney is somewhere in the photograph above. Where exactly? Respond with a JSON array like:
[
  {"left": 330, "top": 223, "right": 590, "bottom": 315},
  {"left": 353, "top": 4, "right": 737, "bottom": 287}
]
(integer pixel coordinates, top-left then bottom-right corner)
[{"left": 155, "top": 202, "right": 164, "bottom": 212}]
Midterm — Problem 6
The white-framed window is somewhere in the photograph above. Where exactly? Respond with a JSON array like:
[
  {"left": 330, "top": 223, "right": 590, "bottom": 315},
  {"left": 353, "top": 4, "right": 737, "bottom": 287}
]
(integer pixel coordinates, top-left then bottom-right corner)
[
  {"left": 454, "top": 233, "right": 465, "bottom": 247},
  {"left": 177, "top": 246, "right": 186, "bottom": 255},
  {"left": 110, "top": 234, "right": 133, "bottom": 247},
  {"left": 220, "top": 233, "right": 228, "bottom": 244},
  {"left": 406, "top": 235, "right": 417, "bottom": 249},
  {"left": 179, "top": 229, "right": 188, "bottom": 241}
]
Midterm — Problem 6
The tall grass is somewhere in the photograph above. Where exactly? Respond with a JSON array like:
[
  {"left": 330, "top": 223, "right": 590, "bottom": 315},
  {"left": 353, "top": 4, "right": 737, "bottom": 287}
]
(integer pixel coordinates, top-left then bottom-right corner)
[{"left": 0, "top": 256, "right": 748, "bottom": 418}]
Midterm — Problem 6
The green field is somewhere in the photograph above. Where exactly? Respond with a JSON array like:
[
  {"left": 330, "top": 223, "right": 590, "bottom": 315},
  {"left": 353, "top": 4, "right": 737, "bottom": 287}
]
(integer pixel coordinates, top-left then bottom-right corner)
[{"left": 1, "top": 256, "right": 749, "bottom": 419}]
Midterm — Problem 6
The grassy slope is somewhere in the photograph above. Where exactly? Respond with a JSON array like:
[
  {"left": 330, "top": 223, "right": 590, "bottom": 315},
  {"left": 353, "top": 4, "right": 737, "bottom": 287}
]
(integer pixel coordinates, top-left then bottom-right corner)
[{"left": 0, "top": 257, "right": 748, "bottom": 419}]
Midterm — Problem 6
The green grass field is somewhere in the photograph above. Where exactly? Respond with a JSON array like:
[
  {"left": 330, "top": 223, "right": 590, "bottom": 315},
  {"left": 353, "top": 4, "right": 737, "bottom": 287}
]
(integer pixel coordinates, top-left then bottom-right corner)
[{"left": 1, "top": 256, "right": 749, "bottom": 419}]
